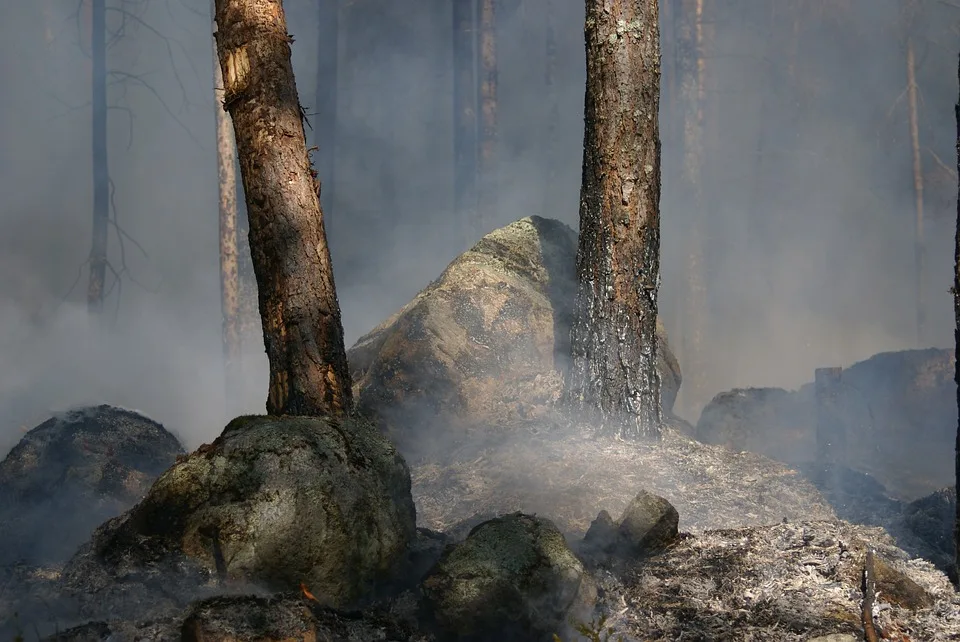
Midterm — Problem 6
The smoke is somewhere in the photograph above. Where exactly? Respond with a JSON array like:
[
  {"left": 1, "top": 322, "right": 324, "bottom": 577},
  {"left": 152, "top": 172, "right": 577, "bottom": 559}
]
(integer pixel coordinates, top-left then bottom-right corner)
[{"left": 0, "top": 0, "right": 958, "bottom": 460}]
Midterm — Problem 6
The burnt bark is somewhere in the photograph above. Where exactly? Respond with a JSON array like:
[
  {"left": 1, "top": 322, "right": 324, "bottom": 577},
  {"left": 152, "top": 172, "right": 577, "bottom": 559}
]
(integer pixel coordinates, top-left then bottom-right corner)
[
  {"left": 477, "top": 0, "right": 498, "bottom": 234},
  {"left": 87, "top": 0, "right": 109, "bottom": 316},
  {"left": 953, "top": 51, "right": 960, "bottom": 586},
  {"left": 566, "top": 0, "right": 663, "bottom": 440},
  {"left": 213, "top": 0, "right": 351, "bottom": 418},
  {"left": 314, "top": 0, "right": 338, "bottom": 210},
  {"left": 212, "top": 0, "right": 242, "bottom": 409},
  {"left": 453, "top": 0, "right": 478, "bottom": 248}
]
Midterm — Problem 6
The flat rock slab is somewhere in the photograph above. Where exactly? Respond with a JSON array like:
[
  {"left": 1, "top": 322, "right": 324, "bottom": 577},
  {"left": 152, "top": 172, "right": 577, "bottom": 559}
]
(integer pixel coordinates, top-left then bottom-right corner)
[{"left": 0, "top": 404, "right": 184, "bottom": 566}]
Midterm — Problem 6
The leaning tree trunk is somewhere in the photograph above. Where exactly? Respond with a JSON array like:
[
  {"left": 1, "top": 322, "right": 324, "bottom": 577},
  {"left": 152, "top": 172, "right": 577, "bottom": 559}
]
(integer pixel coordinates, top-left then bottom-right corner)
[
  {"left": 314, "top": 0, "right": 338, "bottom": 210},
  {"left": 477, "top": 0, "right": 498, "bottom": 235},
  {"left": 213, "top": 0, "right": 351, "bottom": 418},
  {"left": 453, "top": 0, "right": 478, "bottom": 248},
  {"left": 212, "top": 0, "right": 241, "bottom": 410},
  {"left": 953, "top": 51, "right": 960, "bottom": 586},
  {"left": 87, "top": 0, "right": 109, "bottom": 316},
  {"left": 567, "top": 0, "right": 662, "bottom": 440}
]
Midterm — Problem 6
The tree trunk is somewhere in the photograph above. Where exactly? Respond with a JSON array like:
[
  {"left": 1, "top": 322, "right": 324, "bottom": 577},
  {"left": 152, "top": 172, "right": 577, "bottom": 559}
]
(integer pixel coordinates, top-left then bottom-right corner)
[
  {"left": 477, "top": 0, "right": 498, "bottom": 235},
  {"left": 213, "top": 0, "right": 351, "bottom": 418},
  {"left": 452, "top": 0, "right": 478, "bottom": 248},
  {"left": 953, "top": 51, "right": 960, "bottom": 586},
  {"left": 315, "top": 0, "right": 338, "bottom": 211},
  {"left": 541, "top": 0, "right": 558, "bottom": 217},
  {"left": 567, "top": 0, "right": 662, "bottom": 440},
  {"left": 87, "top": 0, "right": 109, "bottom": 316},
  {"left": 212, "top": 0, "right": 242, "bottom": 410},
  {"left": 906, "top": 37, "right": 925, "bottom": 345},
  {"left": 675, "top": 0, "right": 708, "bottom": 416}
]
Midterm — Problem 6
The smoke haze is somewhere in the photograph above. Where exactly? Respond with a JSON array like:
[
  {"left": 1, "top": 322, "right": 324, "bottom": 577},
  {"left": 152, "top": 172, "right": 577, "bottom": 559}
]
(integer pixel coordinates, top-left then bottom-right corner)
[{"left": 0, "top": 0, "right": 958, "bottom": 454}]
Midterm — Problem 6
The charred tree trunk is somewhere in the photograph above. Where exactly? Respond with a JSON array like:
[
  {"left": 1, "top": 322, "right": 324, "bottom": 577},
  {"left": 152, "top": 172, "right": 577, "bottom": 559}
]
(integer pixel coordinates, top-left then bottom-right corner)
[
  {"left": 87, "top": 0, "right": 109, "bottom": 316},
  {"left": 213, "top": 0, "right": 351, "bottom": 418},
  {"left": 906, "top": 37, "right": 925, "bottom": 345},
  {"left": 953, "top": 51, "right": 960, "bottom": 586},
  {"left": 567, "top": 0, "right": 662, "bottom": 440},
  {"left": 477, "top": 0, "right": 498, "bottom": 235},
  {"left": 212, "top": 0, "right": 242, "bottom": 409},
  {"left": 315, "top": 0, "right": 338, "bottom": 210},
  {"left": 453, "top": 0, "right": 478, "bottom": 248}
]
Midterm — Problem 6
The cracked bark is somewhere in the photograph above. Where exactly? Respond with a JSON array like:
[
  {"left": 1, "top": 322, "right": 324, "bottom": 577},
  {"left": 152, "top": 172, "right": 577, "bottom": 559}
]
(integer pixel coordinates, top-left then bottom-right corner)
[
  {"left": 213, "top": 0, "right": 351, "bottom": 418},
  {"left": 566, "top": 0, "right": 663, "bottom": 440}
]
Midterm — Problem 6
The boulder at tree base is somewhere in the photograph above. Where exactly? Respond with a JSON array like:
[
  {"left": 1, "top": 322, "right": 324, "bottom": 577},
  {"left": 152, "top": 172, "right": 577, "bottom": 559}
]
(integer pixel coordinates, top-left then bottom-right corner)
[
  {"left": 347, "top": 216, "right": 681, "bottom": 455},
  {"left": 61, "top": 414, "right": 417, "bottom": 618},
  {"left": 0, "top": 404, "right": 184, "bottom": 565}
]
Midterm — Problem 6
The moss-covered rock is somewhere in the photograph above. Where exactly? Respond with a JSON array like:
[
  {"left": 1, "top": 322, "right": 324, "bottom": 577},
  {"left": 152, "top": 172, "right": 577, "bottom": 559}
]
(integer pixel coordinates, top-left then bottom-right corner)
[
  {"left": 421, "top": 512, "right": 595, "bottom": 641},
  {"left": 0, "top": 405, "right": 184, "bottom": 565},
  {"left": 348, "top": 216, "right": 680, "bottom": 456},
  {"left": 61, "top": 414, "right": 416, "bottom": 619}
]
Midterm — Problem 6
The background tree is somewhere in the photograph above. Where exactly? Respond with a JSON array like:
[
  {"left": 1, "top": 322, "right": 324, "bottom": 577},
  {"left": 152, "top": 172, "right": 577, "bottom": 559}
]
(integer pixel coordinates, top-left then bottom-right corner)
[
  {"left": 453, "top": 0, "right": 478, "bottom": 248},
  {"left": 314, "top": 0, "right": 339, "bottom": 211},
  {"left": 211, "top": 0, "right": 241, "bottom": 409},
  {"left": 954, "top": 49, "right": 960, "bottom": 585},
  {"left": 87, "top": 0, "right": 109, "bottom": 316},
  {"left": 566, "top": 0, "right": 663, "bottom": 440},
  {"left": 214, "top": 0, "right": 351, "bottom": 418},
  {"left": 477, "top": 0, "right": 498, "bottom": 235}
]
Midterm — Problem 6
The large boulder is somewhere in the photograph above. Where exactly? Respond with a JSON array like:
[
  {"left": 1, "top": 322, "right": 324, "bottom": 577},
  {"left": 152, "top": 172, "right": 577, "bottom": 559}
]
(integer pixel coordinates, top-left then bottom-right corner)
[
  {"left": 0, "top": 404, "right": 184, "bottom": 565},
  {"left": 581, "top": 490, "right": 679, "bottom": 560},
  {"left": 61, "top": 415, "right": 417, "bottom": 620},
  {"left": 421, "top": 512, "right": 595, "bottom": 642},
  {"left": 348, "top": 216, "right": 680, "bottom": 455},
  {"left": 695, "top": 349, "right": 955, "bottom": 499}
]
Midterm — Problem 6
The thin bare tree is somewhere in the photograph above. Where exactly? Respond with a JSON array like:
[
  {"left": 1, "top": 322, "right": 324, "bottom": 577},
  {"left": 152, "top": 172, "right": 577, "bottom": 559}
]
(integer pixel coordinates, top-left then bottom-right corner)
[
  {"left": 477, "top": 0, "right": 498, "bottom": 234},
  {"left": 87, "top": 0, "right": 109, "bottom": 316},
  {"left": 453, "top": 0, "right": 479, "bottom": 247}
]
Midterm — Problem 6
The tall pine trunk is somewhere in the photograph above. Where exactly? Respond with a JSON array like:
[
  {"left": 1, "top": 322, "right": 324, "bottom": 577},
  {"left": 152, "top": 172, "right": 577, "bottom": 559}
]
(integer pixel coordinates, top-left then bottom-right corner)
[
  {"left": 87, "top": 0, "right": 109, "bottom": 316},
  {"left": 477, "top": 0, "right": 498, "bottom": 235},
  {"left": 453, "top": 0, "right": 478, "bottom": 247},
  {"left": 541, "top": 0, "right": 558, "bottom": 217},
  {"left": 214, "top": 0, "right": 351, "bottom": 418},
  {"left": 675, "top": 0, "right": 707, "bottom": 416},
  {"left": 315, "top": 0, "right": 338, "bottom": 210},
  {"left": 906, "top": 37, "right": 925, "bottom": 345},
  {"left": 953, "top": 51, "right": 960, "bottom": 587},
  {"left": 212, "top": 0, "right": 241, "bottom": 409},
  {"left": 567, "top": 0, "right": 662, "bottom": 440}
]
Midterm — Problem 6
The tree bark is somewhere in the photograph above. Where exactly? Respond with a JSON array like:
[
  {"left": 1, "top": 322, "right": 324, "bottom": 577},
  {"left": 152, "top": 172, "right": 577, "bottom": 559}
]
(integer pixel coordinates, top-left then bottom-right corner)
[
  {"left": 906, "top": 37, "right": 925, "bottom": 345},
  {"left": 953, "top": 50, "right": 960, "bottom": 586},
  {"left": 477, "top": 0, "right": 498, "bottom": 235},
  {"left": 314, "top": 0, "right": 338, "bottom": 210},
  {"left": 213, "top": 0, "right": 351, "bottom": 418},
  {"left": 87, "top": 0, "right": 109, "bottom": 316},
  {"left": 567, "top": 0, "right": 662, "bottom": 440},
  {"left": 452, "top": 0, "right": 478, "bottom": 248},
  {"left": 212, "top": 0, "right": 242, "bottom": 410}
]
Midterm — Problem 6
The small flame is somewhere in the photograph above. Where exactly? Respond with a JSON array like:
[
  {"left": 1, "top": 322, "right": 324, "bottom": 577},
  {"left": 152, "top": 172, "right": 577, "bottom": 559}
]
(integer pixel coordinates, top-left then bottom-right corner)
[{"left": 299, "top": 582, "right": 318, "bottom": 602}]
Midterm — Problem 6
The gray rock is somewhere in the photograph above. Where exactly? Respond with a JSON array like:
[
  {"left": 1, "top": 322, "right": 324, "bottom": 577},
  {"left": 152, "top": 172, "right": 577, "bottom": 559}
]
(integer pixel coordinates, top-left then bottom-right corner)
[
  {"left": 580, "top": 492, "right": 679, "bottom": 560},
  {"left": 901, "top": 486, "right": 955, "bottom": 573},
  {"left": 347, "top": 216, "right": 681, "bottom": 457},
  {"left": 0, "top": 404, "right": 184, "bottom": 565},
  {"left": 61, "top": 414, "right": 416, "bottom": 620},
  {"left": 421, "top": 512, "right": 595, "bottom": 641},
  {"left": 806, "top": 635, "right": 858, "bottom": 642}
]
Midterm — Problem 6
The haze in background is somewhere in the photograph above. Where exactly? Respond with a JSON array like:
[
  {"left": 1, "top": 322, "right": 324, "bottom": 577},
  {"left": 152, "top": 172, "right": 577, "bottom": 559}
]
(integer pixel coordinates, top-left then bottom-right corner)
[{"left": 0, "top": 0, "right": 957, "bottom": 453}]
